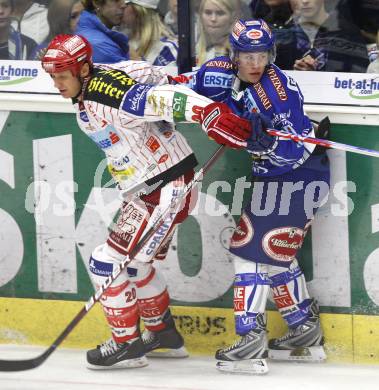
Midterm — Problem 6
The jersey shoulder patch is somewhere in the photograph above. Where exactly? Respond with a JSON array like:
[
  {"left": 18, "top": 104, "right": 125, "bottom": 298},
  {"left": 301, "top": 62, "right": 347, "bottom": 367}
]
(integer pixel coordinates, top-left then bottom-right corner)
[
  {"left": 84, "top": 67, "right": 137, "bottom": 109},
  {"left": 205, "top": 57, "right": 233, "bottom": 70},
  {"left": 266, "top": 66, "right": 288, "bottom": 102}
]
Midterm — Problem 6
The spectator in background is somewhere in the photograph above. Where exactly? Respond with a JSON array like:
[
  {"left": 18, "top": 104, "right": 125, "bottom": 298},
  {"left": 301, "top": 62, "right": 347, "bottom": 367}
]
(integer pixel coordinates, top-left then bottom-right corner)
[
  {"left": 32, "top": 0, "right": 84, "bottom": 59},
  {"left": 75, "top": 0, "right": 129, "bottom": 63},
  {"left": 120, "top": 0, "right": 177, "bottom": 66},
  {"left": 261, "top": 0, "right": 292, "bottom": 29},
  {"left": 196, "top": 0, "right": 240, "bottom": 65},
  {"left": 337, "top": 0, "right": 379, "bottom": 45},
  {"left": 367, "top": 31, "right": 379, "bottom": 74},
  {"left": 0, "top": 0, "right": 37, "bottom": 59},
  {"left": 274, "top": 0, "right": 369, "bottom": 72},
  {"left": 163, "top": 0, "right": 177, "bottom": 36},
  {"left": 11, "top": 0, "right": 49, "bottom": 44},
  {"left": 337, "top": 0, "right": 379, "bottom": 67}
]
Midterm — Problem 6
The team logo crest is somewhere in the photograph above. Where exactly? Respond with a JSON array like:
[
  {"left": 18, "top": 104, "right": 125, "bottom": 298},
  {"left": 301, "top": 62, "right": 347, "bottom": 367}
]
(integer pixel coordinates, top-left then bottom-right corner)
[
  {"left": 262, "top": 227, "right": 304, "bottom": 262},
  {"left": 230, "top": 213, "right": 254, "bottom": 248},
  {"left": 247, "top": 29, "right": 263, "bottom": 40}
]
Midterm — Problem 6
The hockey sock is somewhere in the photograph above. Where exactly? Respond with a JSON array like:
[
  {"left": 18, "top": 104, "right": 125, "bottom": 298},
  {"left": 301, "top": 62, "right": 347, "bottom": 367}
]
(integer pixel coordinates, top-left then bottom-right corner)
[
  {"left": 133, "top": 265, "right": 170, "bottom": 332},
  {"left": 233, "top": 257, "right": 270, "bottom": 335},
  {"left": 89, "top": 244, "right": 140, "bottom": 343},
  {"left": 269, "top": 259, "right": 313, "bottom": 328}
]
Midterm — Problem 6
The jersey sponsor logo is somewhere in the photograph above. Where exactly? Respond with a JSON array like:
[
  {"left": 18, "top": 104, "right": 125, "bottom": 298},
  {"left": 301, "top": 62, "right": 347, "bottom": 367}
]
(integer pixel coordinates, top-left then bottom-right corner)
[
  {"left": 172, "top": 92, "right": 187, "bottom": 122},
  {"left": 158, "top": 154, "right": 169, "bottom": 164},
  {"left": 230, "top": 212, "right": 254, "bottom": 248},
  {"left": 253, "top": 82, "right": 272, "bottom": 110},
  {"left": 272, "top": 285, "right": 295, "bottom": 308},
  {"left": 85, "top": 68, "right": 136, "bottom": 109},
  {"left": 122, "top": 83, "right": 152, "bottom": 116},
  {"left": 262, "top": 227, "right": 304, "bottom": 262},
  {"left": 234, "top": 286, "right": 245, "bottom": 311},
  {"left": 63, "top": 36, "right": 85, "bottom": 55},
  {"left": 146, "top": 136, "right": 161, "bottom": 153},
  {"left": 205, "top": 60, "right": 233, "bottom": 70},
  {"left": 79, "top": 110, "right": 89, "bottom": 122},
  {"left": 145, "top": 213, "right": 175, "bottom": 256},
  {"left": 272, "top": 110, "right": 295, "bottom": 131},
  {"left": 162, "top": 130, "right": 173, "bottom": 138},
  {"left": 108, "top": 230, "right": 133, "bottom": 249},
  {"left": 246, "top": 29, "right": 263, "bottom": 40},
  {"left": 112, "top": 154, "right": 130, "bottom": 169},
  {"left": 244, "top": 88, "right": 261, "bottom": 113},
  {"left": 202, "top": 107, "right": 220, "bottom": 129},
  {"left": 89, "top": 125, "right": 120, "bottom": 149},
  {"left": 245, "top": 20, "right": 261, "bottom": 26},
  {"left": 267, "top": 67, "right": 288, "bottom": 101},
  {"left": 140, "top": 307, "right": 161, "bottom": 317},
  {"left": 203, "top": 72, "right": 233, "bottom": 88},
  {"left": 109, "top": 204, "right": 146, "bottom": 251},
  {"left": 231, "top": 20, "right": 246, "bottom": 40},
  {"left": 89, "top": 257, "right": 113, "bottom": 276}
]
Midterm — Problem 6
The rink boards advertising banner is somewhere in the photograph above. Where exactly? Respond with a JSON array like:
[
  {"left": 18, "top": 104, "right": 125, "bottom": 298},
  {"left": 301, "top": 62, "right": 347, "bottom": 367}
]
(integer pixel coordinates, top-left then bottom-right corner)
[
  {"left": 0, "top": 61, "right": 378, "bottom": 107},
  {"left": 3, "top": 111, "right": 379, "bottom": 313}
]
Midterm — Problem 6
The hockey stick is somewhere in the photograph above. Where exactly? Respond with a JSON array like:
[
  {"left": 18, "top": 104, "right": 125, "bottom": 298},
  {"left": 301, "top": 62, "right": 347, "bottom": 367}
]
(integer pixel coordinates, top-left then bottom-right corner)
[
  {"left": 0, "top": 145, "right": 226, "bottom": 372},
  {"left": 267, "top": 129, "right": 379, "bottom": 159}
]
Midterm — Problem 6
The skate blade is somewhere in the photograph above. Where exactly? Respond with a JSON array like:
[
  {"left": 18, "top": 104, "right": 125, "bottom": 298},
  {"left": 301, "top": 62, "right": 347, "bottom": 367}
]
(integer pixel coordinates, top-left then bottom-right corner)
[
  {"left": 87, "top": 356, "right": 149, "bottom": 370},
  {"left": 147, "top": 346, "right": 189, "bottom": 358},
  {"left": 216, "top": 358, "right": 268, "bottom": 375},
  {"left": 269, "top": 346, "right": 326, "bottom": 362}
]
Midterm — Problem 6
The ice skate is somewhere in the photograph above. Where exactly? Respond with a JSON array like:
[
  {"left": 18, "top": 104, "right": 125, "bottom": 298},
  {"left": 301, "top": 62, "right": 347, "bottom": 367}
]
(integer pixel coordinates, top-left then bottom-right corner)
[
  {"left": 142, "top": 311, "right": 189, "bottom": 358},
  {"left": 268, "top": 301, "right": 326, "bottom": 362},
  {"left": 87, "top": 337, "right": 148, "bottom": 369},
  {"left": 215, "top": 327, "right": 269, "bottom": 375}
]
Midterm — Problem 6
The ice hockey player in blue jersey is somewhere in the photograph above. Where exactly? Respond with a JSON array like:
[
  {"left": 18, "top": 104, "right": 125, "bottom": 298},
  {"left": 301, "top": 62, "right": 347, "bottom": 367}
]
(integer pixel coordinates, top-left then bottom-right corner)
[{"left": 185, "top": 19, "right": 331, "bottom": 374}]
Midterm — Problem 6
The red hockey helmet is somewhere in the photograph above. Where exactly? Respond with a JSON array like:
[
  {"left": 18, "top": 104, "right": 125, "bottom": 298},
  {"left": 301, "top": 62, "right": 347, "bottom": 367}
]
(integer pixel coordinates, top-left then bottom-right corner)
[{"left": 41, "top": 34, "right": 93, "bottom": 76}]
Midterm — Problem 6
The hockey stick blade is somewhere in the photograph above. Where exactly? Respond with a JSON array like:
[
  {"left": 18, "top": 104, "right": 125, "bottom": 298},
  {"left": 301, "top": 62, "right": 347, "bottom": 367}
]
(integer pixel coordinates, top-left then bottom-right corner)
[
  {"left": 267, "top": 129, "right": 379, "bottom": 158},
  {"left": 0, "top": 145, "right": 225, "bottom": 371}
]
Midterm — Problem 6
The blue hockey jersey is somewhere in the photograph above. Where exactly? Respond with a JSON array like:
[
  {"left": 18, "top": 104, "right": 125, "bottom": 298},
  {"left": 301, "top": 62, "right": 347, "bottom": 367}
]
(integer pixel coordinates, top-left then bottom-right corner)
[{"left": 187, "top": 56, "right": 316, "bottom": 177}]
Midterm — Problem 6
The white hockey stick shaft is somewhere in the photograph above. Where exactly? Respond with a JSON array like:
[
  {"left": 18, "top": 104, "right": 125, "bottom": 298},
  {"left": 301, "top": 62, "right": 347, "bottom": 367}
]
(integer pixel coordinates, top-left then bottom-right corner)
[{"left": 267, "top": 129, "right": 379, "bottom": 158}]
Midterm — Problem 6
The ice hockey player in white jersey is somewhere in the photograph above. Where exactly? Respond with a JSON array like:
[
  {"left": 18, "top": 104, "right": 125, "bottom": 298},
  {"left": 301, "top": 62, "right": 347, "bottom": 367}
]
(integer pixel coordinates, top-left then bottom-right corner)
[{"left": 41, "top": 34, "right": 252, "bottom": 369}]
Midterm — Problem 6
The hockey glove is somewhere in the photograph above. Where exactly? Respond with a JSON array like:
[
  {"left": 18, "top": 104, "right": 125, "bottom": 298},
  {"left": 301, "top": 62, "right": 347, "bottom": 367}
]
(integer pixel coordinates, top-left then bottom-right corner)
[
  {"left": 199, "top": 102, "right": 251, "bottom": 149},
  {"left": 167, "top": 74, "right": 191, "bottom": 84},
  {"left": 244, "top": 112, "right": 277, "bottom": 154}
]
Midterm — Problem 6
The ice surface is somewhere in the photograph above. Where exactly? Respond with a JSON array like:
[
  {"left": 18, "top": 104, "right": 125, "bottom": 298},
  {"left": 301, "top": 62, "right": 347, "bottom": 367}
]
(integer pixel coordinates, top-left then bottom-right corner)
[{"left": 0, "top": 345, "right": 378, "bottom": 390}]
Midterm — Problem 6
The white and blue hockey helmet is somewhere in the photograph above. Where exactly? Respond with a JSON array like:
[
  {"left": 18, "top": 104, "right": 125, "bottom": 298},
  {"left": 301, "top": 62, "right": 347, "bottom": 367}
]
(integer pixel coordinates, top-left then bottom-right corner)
[{"left": 229, "top": 19, "right": 276, "bottom": 63}]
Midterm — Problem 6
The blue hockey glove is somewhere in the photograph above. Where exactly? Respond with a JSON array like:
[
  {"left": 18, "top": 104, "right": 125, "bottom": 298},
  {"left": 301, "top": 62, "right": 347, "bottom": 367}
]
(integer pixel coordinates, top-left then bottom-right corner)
[{"left": 243, "top": 112, "right": 277, "bottom": 154}]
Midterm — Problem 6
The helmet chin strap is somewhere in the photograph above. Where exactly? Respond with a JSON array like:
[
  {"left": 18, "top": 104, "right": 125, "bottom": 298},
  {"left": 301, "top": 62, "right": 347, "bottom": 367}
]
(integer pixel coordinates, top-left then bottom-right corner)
[
  {"left": 73, "top": 74, "right": 88, "bottom": 100},
  {"left": 74, "top": 63, "right": 92, "bottom": 100}
]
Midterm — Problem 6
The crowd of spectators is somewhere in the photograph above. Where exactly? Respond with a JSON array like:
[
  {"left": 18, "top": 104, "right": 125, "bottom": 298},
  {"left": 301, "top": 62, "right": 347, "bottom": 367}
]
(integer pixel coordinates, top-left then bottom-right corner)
[{"left": 0, "top": 0, "right": 378, "bottom": 74}]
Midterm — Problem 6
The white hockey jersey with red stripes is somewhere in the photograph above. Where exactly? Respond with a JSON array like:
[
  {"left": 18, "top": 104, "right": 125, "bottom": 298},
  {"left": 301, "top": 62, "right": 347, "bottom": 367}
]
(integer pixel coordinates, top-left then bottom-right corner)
[{"left": 73, "top": 61, "right": 212, "bottom": 193}]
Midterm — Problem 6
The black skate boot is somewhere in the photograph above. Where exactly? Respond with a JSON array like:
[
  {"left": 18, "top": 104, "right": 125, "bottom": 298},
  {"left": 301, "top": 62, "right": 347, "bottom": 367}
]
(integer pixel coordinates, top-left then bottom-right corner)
[
  {"left": 142, "top": 310, "right": 188, "bottom": 358},
  {"left": 215, "top": 313, "right": 268, "bottom": 374},
  {"left": 268, "top": 299, "right": 326, "bottom": 362},
  {"left": 87, "top": 337, "right": 148, "bottom": 369}
]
